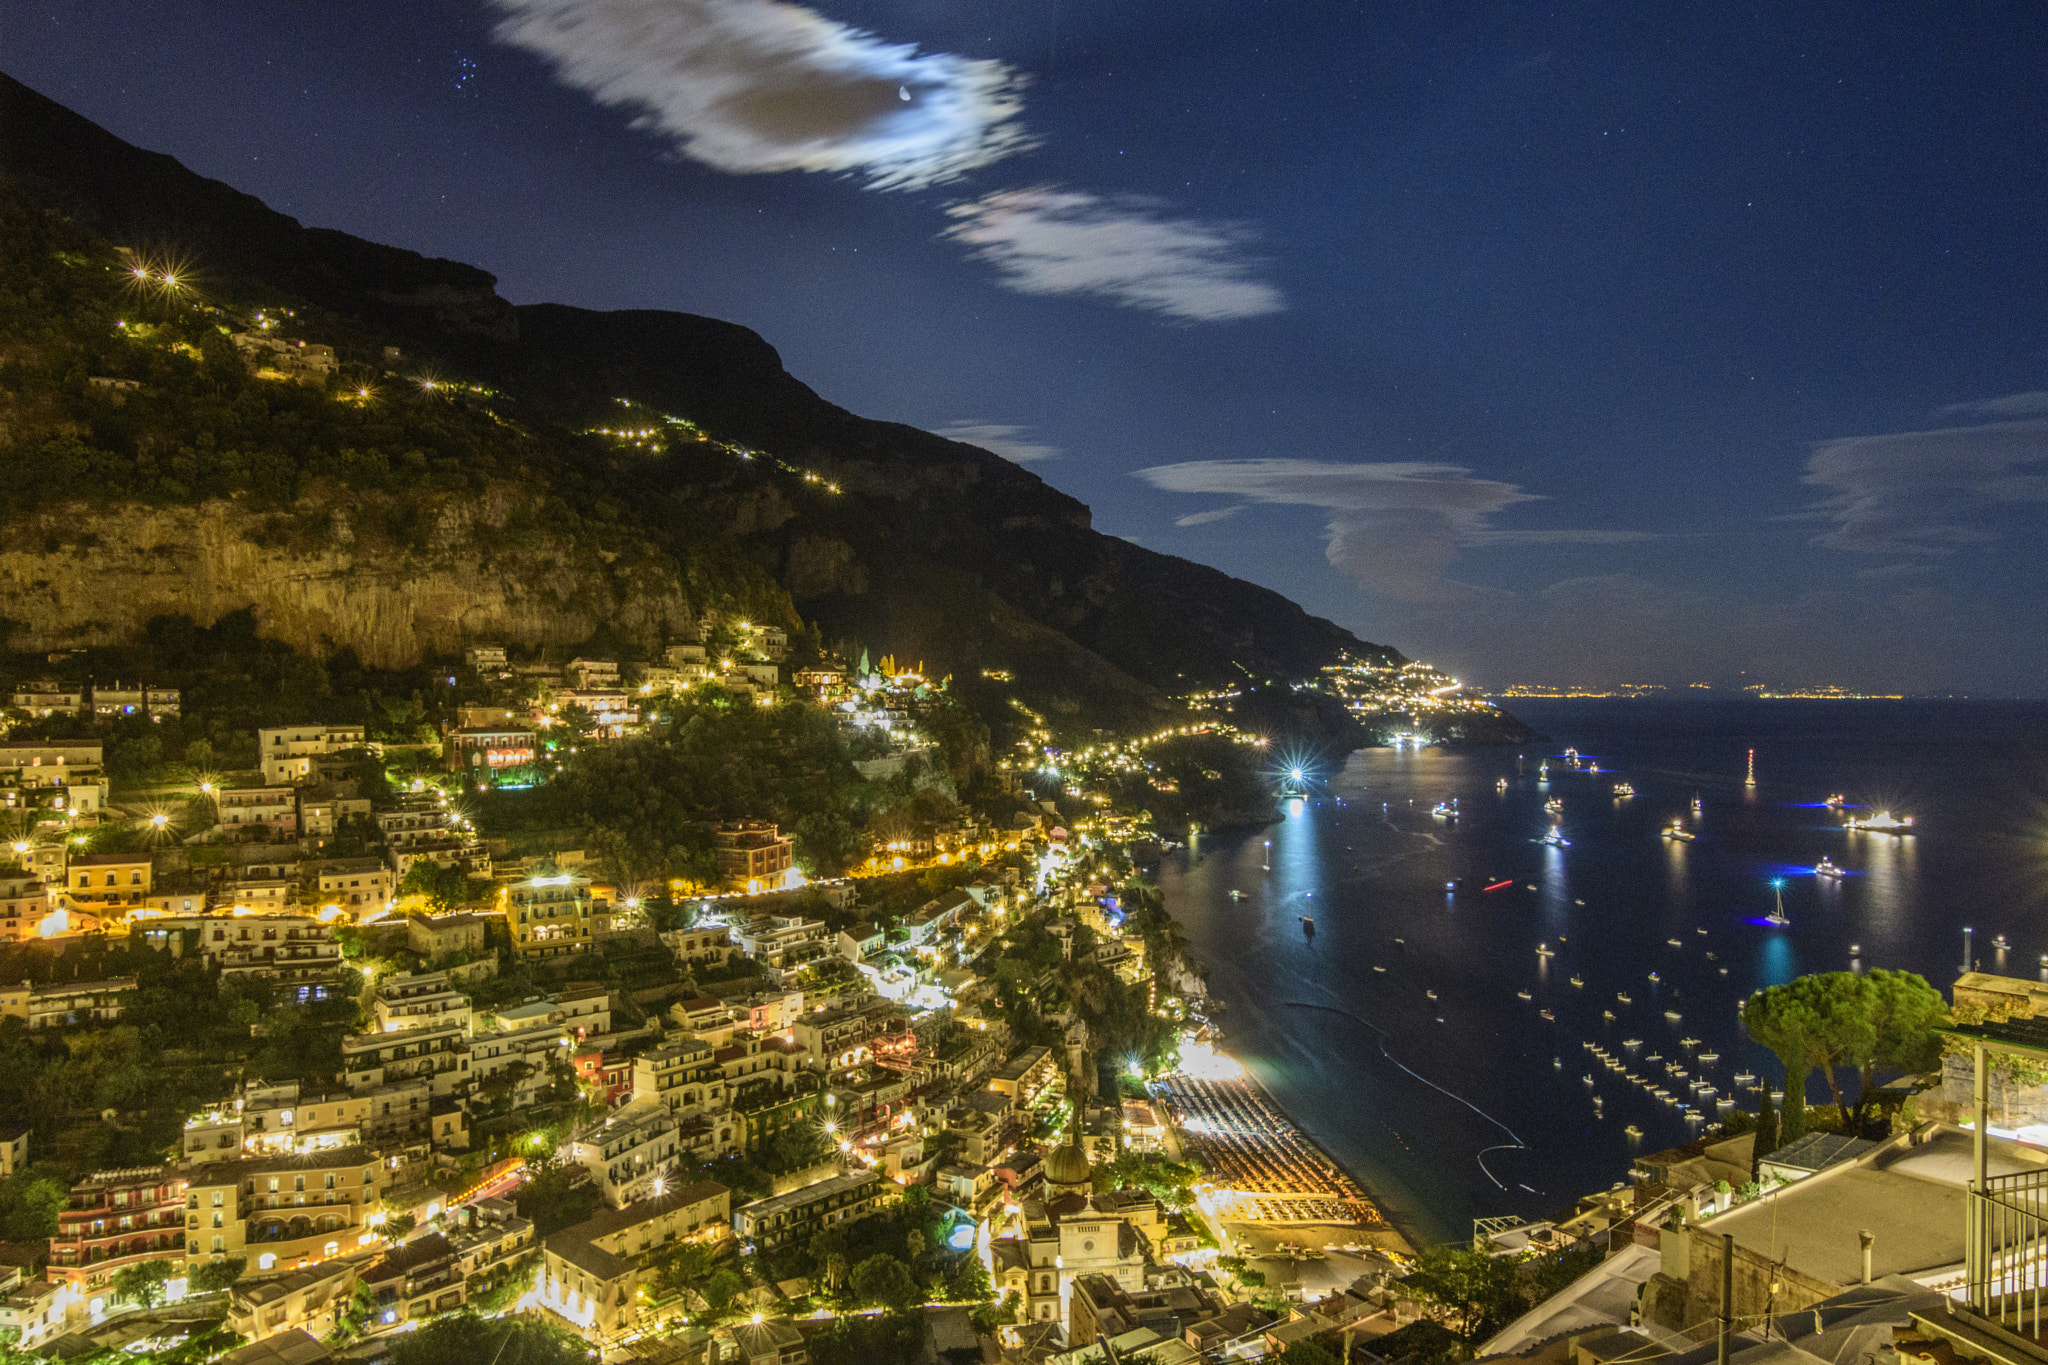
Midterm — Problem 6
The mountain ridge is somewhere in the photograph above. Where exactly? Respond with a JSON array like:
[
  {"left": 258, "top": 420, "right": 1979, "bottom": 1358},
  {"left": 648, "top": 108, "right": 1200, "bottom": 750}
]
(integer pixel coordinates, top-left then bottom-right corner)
[{"left": 0, "top": 70, "right": 1411, "bottom": 735}]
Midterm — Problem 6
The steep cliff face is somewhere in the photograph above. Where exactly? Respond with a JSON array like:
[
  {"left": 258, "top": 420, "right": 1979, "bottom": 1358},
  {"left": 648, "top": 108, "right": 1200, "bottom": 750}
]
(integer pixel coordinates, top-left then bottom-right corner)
[
  {"left": 0, "top": 70, "right": 1408, "bottom": 722},
  {"left": 0, "top": 490, "right": 698, "bottom": 666}
]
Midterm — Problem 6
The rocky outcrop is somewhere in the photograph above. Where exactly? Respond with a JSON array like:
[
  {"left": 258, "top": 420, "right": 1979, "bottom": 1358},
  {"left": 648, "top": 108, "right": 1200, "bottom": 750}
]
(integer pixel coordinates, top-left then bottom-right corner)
[{"left": 0, "top": 490, "right": 698, "bottom": 666}]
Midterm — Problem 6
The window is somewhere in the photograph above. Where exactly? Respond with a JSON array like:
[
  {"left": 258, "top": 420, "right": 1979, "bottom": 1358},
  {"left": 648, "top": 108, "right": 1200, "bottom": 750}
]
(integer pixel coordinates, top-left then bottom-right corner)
[
  {"left": 212, "top": 1236, "right": 224, "bottom": 1253},
  {"left": 257, "top": 1254, "right": 275, "bottom": 1271}
]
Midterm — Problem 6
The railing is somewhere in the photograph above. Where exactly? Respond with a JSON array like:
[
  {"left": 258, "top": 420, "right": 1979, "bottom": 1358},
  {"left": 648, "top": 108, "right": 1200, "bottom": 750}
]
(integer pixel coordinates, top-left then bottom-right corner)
[{"left": 1967, "top": 1166, "right": 2048, "bottom": 1337}]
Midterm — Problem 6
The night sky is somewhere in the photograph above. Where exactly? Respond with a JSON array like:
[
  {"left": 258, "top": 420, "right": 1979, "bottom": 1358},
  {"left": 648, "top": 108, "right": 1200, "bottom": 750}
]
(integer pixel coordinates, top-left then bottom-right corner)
[{"left": 6, "top": 2, "right": 2046, "bottom": 694}]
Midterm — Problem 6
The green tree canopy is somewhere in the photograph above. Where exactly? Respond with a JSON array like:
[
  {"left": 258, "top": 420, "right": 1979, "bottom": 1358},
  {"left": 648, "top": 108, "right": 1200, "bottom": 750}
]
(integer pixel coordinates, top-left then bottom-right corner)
[{"left": 850, "top": 1253, "right": 922, "bottom": 1312}]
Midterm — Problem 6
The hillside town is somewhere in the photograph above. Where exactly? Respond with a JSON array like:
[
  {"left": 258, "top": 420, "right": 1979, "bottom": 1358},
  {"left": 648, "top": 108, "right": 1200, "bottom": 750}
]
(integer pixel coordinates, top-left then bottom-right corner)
[{"left": 0, "top": 622, "right": 1334, "bottom": 1365}]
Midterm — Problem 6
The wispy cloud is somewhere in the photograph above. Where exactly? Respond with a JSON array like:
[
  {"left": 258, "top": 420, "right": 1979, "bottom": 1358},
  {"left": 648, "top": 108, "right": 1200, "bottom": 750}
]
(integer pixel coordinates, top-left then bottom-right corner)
[
  {"left": 1136, "top": 459, "right": 1641, "bottom": 603},
  {"left": 1800, "top": 418, "right": 2048, "bottom": 557},
  {"left": 1938, "top": 390, "right": 2048, "bottom": 418},
  {"left": 942, "top": 187, "right": 1285, "bottom": 323},
  {"left": 489, "top": 0, "right": 1030, "bottom": 190},
  {"left": 932, "top": 421, "right": 1059, "bottom": 464},
  {"left": 1173, "top": 506, "right": 1246, "bottom": 527}
]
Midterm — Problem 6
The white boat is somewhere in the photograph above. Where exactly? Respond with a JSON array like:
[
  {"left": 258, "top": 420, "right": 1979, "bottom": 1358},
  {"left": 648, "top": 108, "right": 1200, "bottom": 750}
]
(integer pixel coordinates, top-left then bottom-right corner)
[
  {"left": 1698, "top": 1052, "right": 1719, "bottom": 1062},
  {"left": 1647, "top": 972, "right": 1661, "bottom": 983},
  {"left": 1625, "top": 1125, "right": 1643, "bottom": 1138},
  {"left": 1517, "top": 990, "right": 1533, "bottom": 1000},
  {"left": 1613, "top": 782, "right": 1634, "bottom": 797},
  {"left": 1431, "top": 802, "right": 1455, "bottom": 818},
  {"left": 1570, "top": 975, "right": 1585, "bottom": 987},
  {"left": 1372, "top": 965, "right": 1386, "bottom": 973},
  {"left": 1846, "top": 810, "right": 1915, "bottom": 834},
  {"left": 1536, "top": 942, "right": 1557, "bottom": 956},
  {"left": 1538, "top": 831, "right": 1571, "bottom": 848},
  {"left": 1662, "top": 820, "right": 1696, "bottom": 842},
  {"left": 1667, "top": 938, "right": 1684, "bottom": 947},
  {"left": 1664, "top": 1010, "right": 1682, "bottom": 1022},
  {"left": 1497, "top": 778, "right": 1509, "bottom": 792},
  {"left": 1617, "top": 992, "right": 1633, "bottom": 1003},
  {"left": 1425, "top": 990, "right": 1438, "bottom": 1000},
  {"left": 1815, "top": 858, "right": 1843, "bottom": 878}
]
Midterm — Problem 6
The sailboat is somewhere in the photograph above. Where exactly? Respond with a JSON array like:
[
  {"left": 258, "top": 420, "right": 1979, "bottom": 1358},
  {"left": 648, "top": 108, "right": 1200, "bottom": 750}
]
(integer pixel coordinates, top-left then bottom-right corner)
[{"left": 1765, "top": 878, "right": 1791, "bottom": 927}]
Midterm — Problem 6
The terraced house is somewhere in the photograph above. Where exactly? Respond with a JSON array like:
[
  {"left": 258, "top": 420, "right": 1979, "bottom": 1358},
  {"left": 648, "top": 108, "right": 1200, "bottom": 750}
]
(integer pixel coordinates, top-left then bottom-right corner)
[
  {"left": 537, "top": 1181, "right": 731, "bottom": 1342},
  {"left": 182, "top": 1146, "right": 386, "bottom": 1275},
  {"left": 47, "top": 1166, "right": 187, "bottom": 1299}
]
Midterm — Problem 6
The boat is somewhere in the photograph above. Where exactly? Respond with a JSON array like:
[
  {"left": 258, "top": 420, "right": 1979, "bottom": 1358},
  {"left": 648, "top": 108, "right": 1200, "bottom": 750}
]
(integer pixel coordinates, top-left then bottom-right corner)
[
  {"left": 1692, "top": 792, "right": 1703, "bottom": 813},
  {"left": 1372, "top": 965, "right": 1386, "bottom": 973},
  {"left": 1698, "top": 1052, "right": 1719, "bottom": 1062},
  {"left": 1544, "top": 797, "right": 1563, "bottom": 814},
  {"left": 1536, "top": 942, "right": 1557, "bottom": 957},
  {"left": 1815, "top": 858, "right": 1843, "bottom": 878},
  {"left": 1664, "top": 1010, "right": 1683, "bottom": 1022},
  {"left": 1539, "top": 761, "right": 1550, "bottom": 778},
  {"left": 1540, "top": 1010, "right": 1556, "bottom": 1021},
  {"left": 1647, "top": 972, "right": 1661, "bottom": 983},
  {"left": 1617, "top": 992, "right": 1633, "bottom": 1004},
  {"left": 1425, "top": 990, "right": 1438, "bottom": 1001},
  {"left": 1603, "top": 1010, "right": 1617, "bottom": 1021},
  {"left": 1570, "top": 975, "right": 1585, "bottom": 988},
  {"left": 1735, "top": 1071, "right": 1756, "bottom": 1084},
  {"left": 1668, "top": 937, "right": 1684, "bottom": 946},
  {"left": 1497, "top": 778, "right": 1509, "bottom": 793},
  {"left": 1625, "top": 1125, "right": 1644, "bottom": 1138},
  {"left": 1996, "top": 934, "right": 2011, "bottom": 950},
  {"left": 1228, "top": 889, "right": 1242, "bottom": 901},
  {"left": 1662, "top": 820, "right": 1696, "bottom": 842},
  {"left": 1301, "top": 916, "right": 1315, "bottom": 936},
  {"left": 1517, "top": 990, "right": 1533, "bottom": 1000},
  {"left": 1825, "top": 793, "right": 1847, "bottom": 808},
  {"left": 1431, "top": 802, "right": 1455, "bottom": 819},
  {"left": 1766, "top": 879, "right": 1791, "bottom": 927},
  {"left": 1589, "top": 762, "right": 1601, "bottom": 773},
  {"left": 1623, "top": 1038, "right": 1643, "bottom": 1048},
  {"left": 1845, "top": 810, "right": 1915, "bottom": 834},
  {"left": 1553, "top": 1056, "right": 1562, "bottom": 1068},
  {"left": 1680, "top": 1037, "right": 1701, "bottom": 1049},
  {"left": 1613, "top": 782, "right": 1635, "bottom": 797},
  {"left": 1583, "top": 1074, "right": 1594, "bottom": 1086},
  {"left": 1538, "top": 831, "right": 1572, "bottom": 848}
]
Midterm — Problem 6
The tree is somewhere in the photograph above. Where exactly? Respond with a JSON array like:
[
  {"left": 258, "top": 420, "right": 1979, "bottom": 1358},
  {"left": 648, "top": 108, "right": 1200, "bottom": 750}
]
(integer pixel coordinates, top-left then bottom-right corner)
[
  {"left": 1371, "top": 1319, "right": 1474, "bottom": 1365},
  {"left": 1751, "top": 1086, "right": 1779, "bottom": 1176},
  {"left": 850, "top": 1253, "right": 922, "bottom": 1312},
  {"left": 1781, "top": 1073, "right": 1809, "bottom": 1147},
  {"left": 651, "top": 1240, "right": 716, "bottom": 1304},
  {"left": 189, "top": 1256, "right": 246, "bottom": 1293},
  {"left": 1744, "top": 982, "right": 1830, "bottom": 1128},
  {"left": 391, "top": 1313, "right": 587, "bottom": 1365},
  {"left": 1403, "top": 1244, "right": 1522, "bottom": 1341},
  {"left": 1847, "top": 970, "right": 1946, "bottom": 1126},
  {"left": 111, "top": 1257, "right": 178, "bottom": 1310},
  {"left": 1278, "top": 1341, "right": 1344, "bottom": 1365},
  {"left": 702, "top": 1267, "right": 746, "bottom": 1319}
]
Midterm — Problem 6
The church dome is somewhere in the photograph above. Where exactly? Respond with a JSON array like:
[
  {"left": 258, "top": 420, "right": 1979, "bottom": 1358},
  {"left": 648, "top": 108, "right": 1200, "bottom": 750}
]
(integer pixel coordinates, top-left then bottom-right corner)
[{"left": 1044, "top": 1141, "right": 1093, "bottom": 1189}]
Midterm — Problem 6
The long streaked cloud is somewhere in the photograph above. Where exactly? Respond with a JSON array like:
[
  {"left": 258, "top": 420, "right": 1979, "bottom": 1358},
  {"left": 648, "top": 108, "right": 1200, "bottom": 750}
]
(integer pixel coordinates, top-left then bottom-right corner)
[
  {"left": 1174, "top": 506, "right": 1245, "bottom": 527},
  {"left": 1800, "top": 418, "right": 2048, "bottom": 558},
  {"left": 942, "top": 188, "right": 1285, "bottom": 323},
  {"left": 1135, "top": 459, "right": 1644, "bottom": 603},
  {"left": 489, "top": 0, "right": 1030, "bottom": 190},
  {"left": 1938, "top": 390, "right": 2048, "bottom": 418},
  {"left": 933, "top": 421, "right": 1059, "bottom": 463}
]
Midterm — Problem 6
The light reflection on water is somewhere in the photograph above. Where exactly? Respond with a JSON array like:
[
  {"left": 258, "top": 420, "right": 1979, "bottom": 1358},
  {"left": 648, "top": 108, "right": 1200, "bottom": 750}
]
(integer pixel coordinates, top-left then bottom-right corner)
[{"left": 1156, "top": 700, "right": 2048, "bottom": 1246}]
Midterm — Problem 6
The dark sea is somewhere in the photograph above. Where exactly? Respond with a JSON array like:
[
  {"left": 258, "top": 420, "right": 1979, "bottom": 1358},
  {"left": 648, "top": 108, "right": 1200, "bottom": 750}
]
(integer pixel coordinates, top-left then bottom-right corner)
[{"left": 1155, "top": 700, "right": 2048, "bottom": 1248}]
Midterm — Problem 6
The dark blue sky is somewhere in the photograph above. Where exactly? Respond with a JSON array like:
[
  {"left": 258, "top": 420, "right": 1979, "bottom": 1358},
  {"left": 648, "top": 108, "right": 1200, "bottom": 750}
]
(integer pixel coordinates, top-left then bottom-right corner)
[{"left": 7, "top": 1, "right": 2046, "bottom": 693}]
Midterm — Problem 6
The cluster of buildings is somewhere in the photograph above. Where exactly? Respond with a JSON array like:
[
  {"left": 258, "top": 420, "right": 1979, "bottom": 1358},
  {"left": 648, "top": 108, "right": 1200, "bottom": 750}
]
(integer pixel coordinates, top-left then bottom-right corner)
[{"left": 449, "top": 620, "right": 792, "bottom": 786}]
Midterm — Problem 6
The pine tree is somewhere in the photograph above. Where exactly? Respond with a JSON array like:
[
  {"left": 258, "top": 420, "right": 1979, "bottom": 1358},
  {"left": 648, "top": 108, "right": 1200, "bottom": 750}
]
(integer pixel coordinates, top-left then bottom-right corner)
[{"left": 1751, "top": 1086, "right": 1779, "bottom": 1179}]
